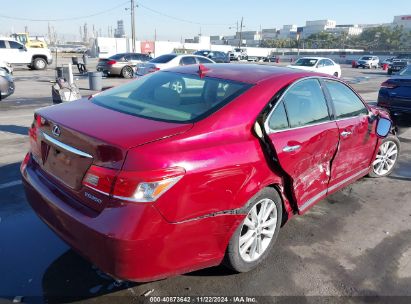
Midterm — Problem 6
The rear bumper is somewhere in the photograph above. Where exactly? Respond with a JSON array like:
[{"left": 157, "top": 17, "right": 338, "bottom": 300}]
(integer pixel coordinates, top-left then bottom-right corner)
[{"left": 21, "top": 155, "right": 241, "bottom": 281}]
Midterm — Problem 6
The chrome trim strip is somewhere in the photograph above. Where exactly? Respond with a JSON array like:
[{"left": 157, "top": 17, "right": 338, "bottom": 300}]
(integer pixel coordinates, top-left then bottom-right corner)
[
  {"left": 42, "top": 133, "right": 93, "bottom": 159},
  {"left": 299, "top": 167, "right": 370, "bottom": 212},
  {"left": 84, "top": 185, "right": 110, "bottom": 196}
]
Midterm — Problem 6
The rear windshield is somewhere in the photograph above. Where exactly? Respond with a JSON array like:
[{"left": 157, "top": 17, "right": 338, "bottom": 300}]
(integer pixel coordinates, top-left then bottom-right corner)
[
  {"left": 92, "top": 71, "right": 251, "bottom": 123},
  {"left": 294, "top": 58, "right": 317, "bottom": 67},
  {"left": 150, "top": 54, "right": 177, "bottom": 63},
  {"left": 109, "top": 53, "right": 126, "bottom": 60}
]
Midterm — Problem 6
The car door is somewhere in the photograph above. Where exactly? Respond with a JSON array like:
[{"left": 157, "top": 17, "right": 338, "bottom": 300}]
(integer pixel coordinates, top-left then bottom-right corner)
[
  {"left": 322, "top": 79, "right": 377, "bottom": 190},
  {"left": 265, "top": 78, "right": 339, "bottom": 212},
  {"left": 324, "top": 59, "right": 337, "bottom": 75},
  {"left": 316, "top": 59, "right": 328, "bottom": 74},
  {"left": 7, "top": 40, "right": 27, "bottom": 64}
]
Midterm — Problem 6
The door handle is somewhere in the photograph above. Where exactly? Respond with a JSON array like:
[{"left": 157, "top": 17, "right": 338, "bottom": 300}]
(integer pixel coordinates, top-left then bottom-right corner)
[
  {"left": 283, "top": 145, "right": 301, "bottom": 152},
  {"left": 341, "top": 131, "right": 352, "bottom": 137}
]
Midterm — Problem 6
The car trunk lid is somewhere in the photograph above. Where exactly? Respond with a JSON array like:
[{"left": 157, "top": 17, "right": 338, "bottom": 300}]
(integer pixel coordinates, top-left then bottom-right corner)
[{"left": 31, "top": 99, "right": 192, "bottom": 193}]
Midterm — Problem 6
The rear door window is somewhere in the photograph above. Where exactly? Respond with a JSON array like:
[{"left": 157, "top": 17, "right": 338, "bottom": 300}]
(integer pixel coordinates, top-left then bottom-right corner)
[
  {"left": 268, "top": 101, "right": 289, "bottom": 131},
  {"left": 323, "top": 80, "right": 368, "bottom": 119},
  {"left": 0, "top": 40, "right": 6, "bottom": 48},
  {"left": 282, "top": 79, "right": 330, "bottom": 128},
  {"left": 180, "top": 56, "right": 197, "bottom": 65},
  {"left": 197, "top": 57, "right": 213, "bottom": 64}
]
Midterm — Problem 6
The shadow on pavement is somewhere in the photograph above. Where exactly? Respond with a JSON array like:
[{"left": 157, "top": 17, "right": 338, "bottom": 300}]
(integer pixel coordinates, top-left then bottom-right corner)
[
  {"left": 41, "top": 250, "right": 138, "bottom": 303},
  {"left": 0, "top": 125, "right": 28, "bottom": 136}
]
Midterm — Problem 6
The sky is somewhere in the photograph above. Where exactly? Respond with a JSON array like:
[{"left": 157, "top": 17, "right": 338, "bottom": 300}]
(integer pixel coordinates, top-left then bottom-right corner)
[{"left": 0, "top": 0, "right": 410, "bottom": 41}]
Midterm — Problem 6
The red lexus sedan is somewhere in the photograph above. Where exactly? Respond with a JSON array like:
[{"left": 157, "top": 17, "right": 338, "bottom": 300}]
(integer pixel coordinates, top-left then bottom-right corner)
[{"left": 21, "top": 64, "right": 399, "bottom": 281}]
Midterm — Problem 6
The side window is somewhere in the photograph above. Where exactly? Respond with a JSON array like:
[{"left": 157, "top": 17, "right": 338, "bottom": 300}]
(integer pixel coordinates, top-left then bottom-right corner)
[
  {"left": 325, "top": 59, "right": 334, "bottom": 66},
  {"left": 180, "top": 56, "right": 197, "bottom": 65},
  {"left": 324, "top": 80, "right": 368, "bottom": 119},
  {"left": 317, "top": 60, "right": 326, "bottom": 67},
  {"left": 0, "top": 40, "right": 6, "bottom": 48},
  {"left": 282, "top": 79, "right": 330, "bottom": 128},
  {"left": 9, "top": 41, "right": 23, "bottom": 49},
  {"left": 197, "top": 57, "right": 213, "bottom": 64},
  {"left": 268, "top": 101, "right": 289, "bottom": 131}
]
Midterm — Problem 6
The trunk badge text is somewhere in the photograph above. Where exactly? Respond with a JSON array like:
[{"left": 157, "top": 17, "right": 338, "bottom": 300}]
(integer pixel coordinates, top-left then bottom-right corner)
[{"left": 52, "top": 125, "right": 61, "bottom": 137}]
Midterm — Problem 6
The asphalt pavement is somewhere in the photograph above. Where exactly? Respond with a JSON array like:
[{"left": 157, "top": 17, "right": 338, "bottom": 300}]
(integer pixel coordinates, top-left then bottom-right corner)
[{"left": 0, "top": 59, "right": 410, "bottom": 303}]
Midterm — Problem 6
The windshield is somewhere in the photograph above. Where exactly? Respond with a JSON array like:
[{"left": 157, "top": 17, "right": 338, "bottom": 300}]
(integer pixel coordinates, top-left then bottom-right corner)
[
  {"left": 360, "top": 56, "right": 372, "bottom": 60},
  {"left": 92, "top": 71, "right": 251, "bottom": 123},
  {"left": 399, "top": 65, "right": 411, "bottom": 76},
  {"left": 150, "top": 54, "right": 177, "bottom": 63},
  {"left": 294, "top": 58, "right": 318, "bottom": 67}
]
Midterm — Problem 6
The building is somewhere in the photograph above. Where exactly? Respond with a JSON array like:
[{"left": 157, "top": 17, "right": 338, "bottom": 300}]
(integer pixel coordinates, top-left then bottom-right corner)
[
  {"left": 114, "top": 20, "right": 125, "bottom": 38},
  {"left": 278, "top": 25, "right": 297, "bottom": 39},
  {"left": 301, "top": 20, "right": 336, "bottom": 38},
  {"left": 261, "top": 28, "right": 277, "bottom": 40},
  {"left": 393, "top": 15, "right": 411, "bottom": 29},
  {"left": 327, "top": 24, "right": 363, "bottom": 36}
]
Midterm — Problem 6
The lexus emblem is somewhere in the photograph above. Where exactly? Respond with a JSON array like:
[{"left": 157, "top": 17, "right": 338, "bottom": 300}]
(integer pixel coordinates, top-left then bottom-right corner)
[{"left": 52, "top": 125, "right": 61, "bottom": 137}]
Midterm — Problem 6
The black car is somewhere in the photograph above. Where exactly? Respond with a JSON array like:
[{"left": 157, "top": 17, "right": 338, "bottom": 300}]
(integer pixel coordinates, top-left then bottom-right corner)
[
  {"left": 378, "top": 65, "right": 411, "bottom": 126},
  {"left": 388, "top": 54, "right": 411, "bottom": 75},
  {"left": 0, "top": 68, "right": 14, "bottom": 100},
  {"left": 193, "top": 50, "right": 229, "bottom": 63}
]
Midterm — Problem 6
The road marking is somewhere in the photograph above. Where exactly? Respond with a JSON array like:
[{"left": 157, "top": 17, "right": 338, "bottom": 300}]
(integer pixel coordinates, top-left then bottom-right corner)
[{"left": 0, "top": 180, "right": 22, "bottom": 190}]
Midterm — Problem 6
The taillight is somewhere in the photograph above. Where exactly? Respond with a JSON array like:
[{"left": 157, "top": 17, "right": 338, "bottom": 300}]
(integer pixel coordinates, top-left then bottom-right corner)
[
  {"left": 107, "top": 60, "right": 117, "bottom": 65},
  {"left": 82, "top": 166, "right": 185, "bottom": 202},
  {"left": 21, "top": 152, "right": 30, "bottom": 172},
  {"left": 148, "top": 67, "right": 160, "bottom": 73},
  {"left": 381, "top": 81, "right": 398, "bottom": 89},
  {"left": 82, "top": 165, "right": 118, "bottom": 195}
]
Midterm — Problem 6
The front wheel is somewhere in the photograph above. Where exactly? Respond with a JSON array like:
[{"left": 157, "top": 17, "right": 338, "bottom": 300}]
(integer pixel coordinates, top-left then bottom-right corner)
[
  {"left": 369, "top": 135, "right": 400, "bottom": 178},
  {"left": 333, "top": 72, "right": 339, "bottom": 77},
  {"left": 32, "top": 58, "right": 47, "bottom": 70},
  {"left": 224, "top": 188, "right": 282, "bottom": 273}
]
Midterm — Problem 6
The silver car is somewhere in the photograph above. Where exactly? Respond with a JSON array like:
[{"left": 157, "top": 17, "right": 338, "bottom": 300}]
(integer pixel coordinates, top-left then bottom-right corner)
[
  {"left": 0, "top": 68, "right": 14, "bottom": 100},
  {"left": 97, "top": 53, "right": 152, "bottom": 78}
]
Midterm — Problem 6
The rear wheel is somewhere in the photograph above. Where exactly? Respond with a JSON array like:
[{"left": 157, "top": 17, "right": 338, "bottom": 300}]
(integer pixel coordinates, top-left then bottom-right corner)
[
  {"left": 121, "top": 66, "right": 134, "bottom": 79},
  {"left": 369, "top": 135, "right": 400, "bottom": 178},
  {"left": 224, "top": 188, "right": 282, "bottom": 273},
  {"left": 32, "top": 58, "right": 47, "bottom": 70}
]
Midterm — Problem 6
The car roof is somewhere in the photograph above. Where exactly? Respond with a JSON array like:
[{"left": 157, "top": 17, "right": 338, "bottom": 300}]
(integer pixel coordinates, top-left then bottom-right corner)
[
  {"left": 165, "top": 63, "right": 322, "bottom": 84},
  {"left": 298, "top": 57, "right": 332, "bottom": 60}
]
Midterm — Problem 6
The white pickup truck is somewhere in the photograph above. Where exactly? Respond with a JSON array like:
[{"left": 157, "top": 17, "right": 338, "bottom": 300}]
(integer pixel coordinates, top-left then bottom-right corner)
[{"left": 0, "top": 38, "right": 53, "bottom": 70}]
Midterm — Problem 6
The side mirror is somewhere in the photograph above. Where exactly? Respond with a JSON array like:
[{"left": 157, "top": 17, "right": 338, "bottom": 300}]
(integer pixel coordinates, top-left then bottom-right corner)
[{"left": 376, "top": 117, "right": 392, "bottom": 138}]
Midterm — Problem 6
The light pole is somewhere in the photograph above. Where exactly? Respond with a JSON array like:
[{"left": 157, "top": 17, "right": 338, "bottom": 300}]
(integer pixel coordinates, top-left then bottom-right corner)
[{"left": 126, "top": 0, "right": 137, "bottom": 52}]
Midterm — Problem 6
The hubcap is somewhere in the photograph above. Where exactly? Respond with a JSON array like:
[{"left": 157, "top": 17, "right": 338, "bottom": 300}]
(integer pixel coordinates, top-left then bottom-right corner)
[
  {"left": 373, "top": 141, "right": 398, "bottom": 176},
  {"left": 239, "top": 198, "right": 278, "bottom": 262},
  {"left": 124, "top": 68, "right": 133, "bottom": 78},
  {"left": 36, "top": 60, "right": 46, "bottom": 69},
  {"left": 170, "top": 81, "right": 183, "bottom": 94}
]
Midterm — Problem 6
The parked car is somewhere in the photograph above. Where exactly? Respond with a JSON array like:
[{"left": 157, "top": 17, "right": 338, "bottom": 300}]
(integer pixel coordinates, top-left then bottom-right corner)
[
  {"left": 356, "top": 56, "right": 379, "bottom": 69},
  {"left": 0, "top": 38, "right": 53, "bottom": 70},
  {"left": 21, "top": 64, "right": 398, "bottom": 282},
  {"left": 380, "top": 57, "right": 395, "bottom": 68},
  {"left": 0, "top": 68, "right": 15, "bottom": 100},
  {"left": 193, "top": 50, "right": 229, "bottom": 63},
  {"left": 287, "top": 57, "right": 341, "bottom": 77},
  {"left": 0, "top": 60, "right": 13, "bottom": 74},
  {"left": 229, "top": 48, "right": 248, "bottom": 61},
  {"left": 97, "top": 53, "right": 152, "bottom": 78},
  {"left": 378, "top": 64, "right": 411, "bottom": 126},
  {"left": 387, "top": 54, "right": 411, "bottom": 75}
]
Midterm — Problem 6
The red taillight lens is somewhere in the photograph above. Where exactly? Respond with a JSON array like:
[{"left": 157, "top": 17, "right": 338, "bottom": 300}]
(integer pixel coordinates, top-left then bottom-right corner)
[
  {"left": 381, "top": 81, "right": 398, "bottom": 89},
  {"left": 82, "top": 165, "right": 118, "bottom": 195},
  {"left": 107, "top": 60, "right": 117, "bottom": 65},
  {"left": 21, "top": 152, "right": 30, "bottom": 172},
  {"left": 148, "top": 67, "right": 160, "bottom": 73}
]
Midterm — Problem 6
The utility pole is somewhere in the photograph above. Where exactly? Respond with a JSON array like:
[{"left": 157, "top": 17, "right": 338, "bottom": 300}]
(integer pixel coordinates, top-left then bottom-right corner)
[
  {"left": 238, "top": 17, "right": 244, "bottom": 48},
  {"left": 131, "top": 0, "right": 136, "bottom": 52},
  {"left": 154, "top": 28, "right": 157, "bottom": 41}
]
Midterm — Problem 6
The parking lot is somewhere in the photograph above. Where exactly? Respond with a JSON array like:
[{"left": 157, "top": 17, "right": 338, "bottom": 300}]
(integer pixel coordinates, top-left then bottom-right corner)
[{"left": 1, "top": 58, "right": 411, "bottom": 303}]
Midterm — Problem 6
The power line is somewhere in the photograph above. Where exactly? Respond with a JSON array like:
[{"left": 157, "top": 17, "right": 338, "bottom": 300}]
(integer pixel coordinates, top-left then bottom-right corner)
[
  {"left": 0, "top": 1, "right": 129, "bottom": 22},
  {"left": 136, "top": 2, "right": 235, "bottom": 27}
]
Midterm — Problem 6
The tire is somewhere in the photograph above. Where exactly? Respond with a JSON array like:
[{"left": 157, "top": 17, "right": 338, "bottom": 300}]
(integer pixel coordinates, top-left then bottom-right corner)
[
  {"left": 369, "top": 135, "right": 400, "bottom": 178},
  {"left": 388, "top": 70, "right": 393, "bottom": 75},
  {"left": 333, "top": 72, "right": 339, "bottom": 77},
  {"left": 121, "top": 66, "right": 134, "bottom": 79},
  {"left": 32, "top": 58, "right": 47, "bottom": 70},
  {"left": 224, "top": 188, "right": 282, "bottom": 273},
  {"left": 169, "top": 78, "right": 185, "bottom": 94}
]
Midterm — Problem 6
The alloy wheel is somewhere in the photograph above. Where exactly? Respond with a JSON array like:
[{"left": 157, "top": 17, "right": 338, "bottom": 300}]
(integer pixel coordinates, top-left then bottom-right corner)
[
  {"left": 239, "top": 198, "right": 278, "bottom": 262},
  {"left": 373, "top": 140, "right": 398, "bottom": 176},
  {"left": 170, "top": 80, "right": 184, "bottom": 94}
]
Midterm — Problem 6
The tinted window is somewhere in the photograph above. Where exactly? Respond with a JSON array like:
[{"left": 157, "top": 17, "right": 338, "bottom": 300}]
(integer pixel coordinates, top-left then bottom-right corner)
[
  {"left": 109, "top": 53, "right": 126, "bottom": 60},
  {"left": 92, "top": 71, "right": 251, "bottom": 123},
  {"left": 9, "top": 41, "right": 23, "bottom": 49},
  {"left": 180, "top": 56, "right": 197, "bottom": 65},
  {"left": 294, "top": 58, "right": 317, "bottom": 67},
  {"left": 0, "top": 40, "right": 5, "bottom": 48},
  {"left": 283, "top": 79, "right": 330, "bottom": 128},
  {"left": 150, "top": 54, "right": 177, "bottom": 63},
  {"left": 197, "top": 57, "right": 213, "bottom": 64},
  {"left": 268, "top": 101, "right": 289, "bottom": 130},
  {"left": 324, "top": 80, "right": 368, "bottom": 119},
  {"left": 317, "top": 60, "right": 326, "bottom": 67}
]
